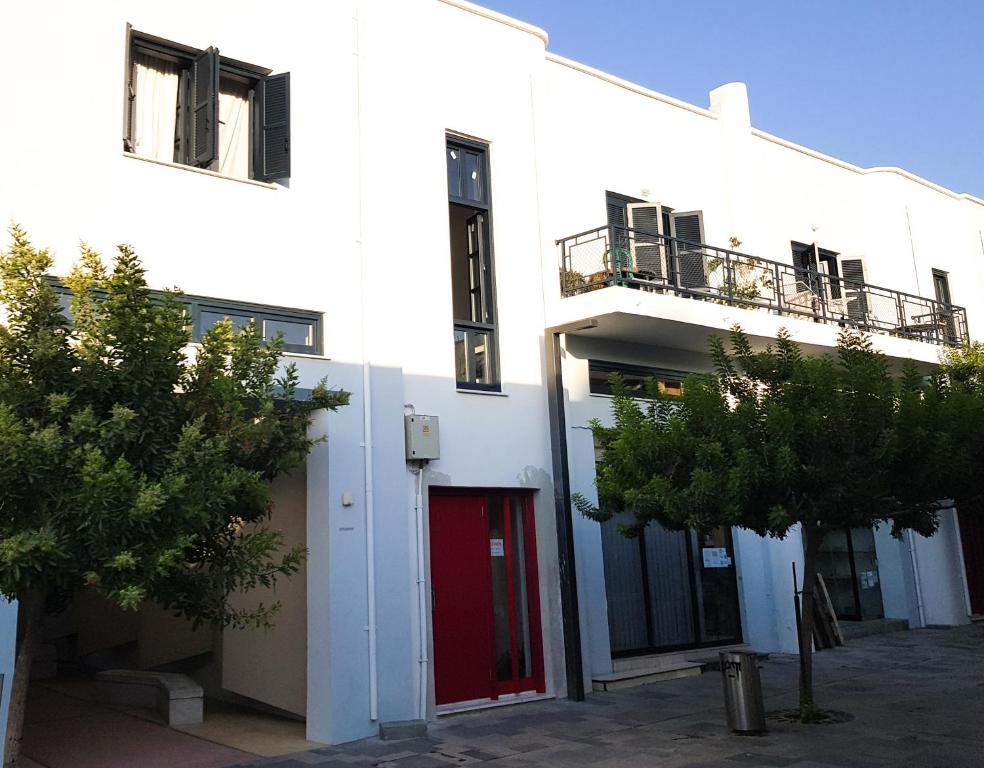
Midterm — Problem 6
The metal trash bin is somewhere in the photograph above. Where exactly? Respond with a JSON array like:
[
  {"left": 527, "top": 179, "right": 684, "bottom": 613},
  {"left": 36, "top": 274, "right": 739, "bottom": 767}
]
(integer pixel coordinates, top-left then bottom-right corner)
[{"left": 720, "top": 650, "right": 766, "bottom": 733}]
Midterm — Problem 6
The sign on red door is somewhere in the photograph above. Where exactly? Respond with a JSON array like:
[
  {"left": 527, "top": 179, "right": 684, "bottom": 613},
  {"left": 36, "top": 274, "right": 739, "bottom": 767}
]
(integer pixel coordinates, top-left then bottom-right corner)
[{"left": 429, "top": 491, "right": 545, "bottom": 706}]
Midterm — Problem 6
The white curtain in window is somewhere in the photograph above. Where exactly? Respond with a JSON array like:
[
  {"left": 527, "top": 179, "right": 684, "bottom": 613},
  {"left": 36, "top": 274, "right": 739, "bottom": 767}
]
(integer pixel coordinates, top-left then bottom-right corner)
[
  {"left": 132, "top": 52, "right": 180, "bottom": 163},
  {"left": 219, "top": 78, "right": 250, "bottom": 179}
]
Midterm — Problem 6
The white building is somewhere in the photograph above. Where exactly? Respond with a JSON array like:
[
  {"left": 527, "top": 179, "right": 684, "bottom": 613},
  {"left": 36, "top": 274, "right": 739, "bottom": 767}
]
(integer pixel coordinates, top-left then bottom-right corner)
[{"left": 1, "top": 0, "right": 982, "bottom": 748}]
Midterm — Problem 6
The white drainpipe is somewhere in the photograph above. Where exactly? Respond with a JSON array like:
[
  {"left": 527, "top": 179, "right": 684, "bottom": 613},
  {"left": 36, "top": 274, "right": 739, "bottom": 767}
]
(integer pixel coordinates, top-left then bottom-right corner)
[
  {"left": 355, "top": 5, "right": 378, "bottom": 722},
  {"left": 413, "top": 464, "right": 428, "bottom": 719}
]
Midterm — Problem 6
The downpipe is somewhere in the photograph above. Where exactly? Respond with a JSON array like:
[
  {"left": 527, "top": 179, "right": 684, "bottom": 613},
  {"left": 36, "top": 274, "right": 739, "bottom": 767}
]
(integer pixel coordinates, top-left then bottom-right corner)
[
  {"left": 412, "top": 463, "right": 428, "bottom": 719},
  {"left": 354, "top": 5, "right": 378, "bottom": 722}
]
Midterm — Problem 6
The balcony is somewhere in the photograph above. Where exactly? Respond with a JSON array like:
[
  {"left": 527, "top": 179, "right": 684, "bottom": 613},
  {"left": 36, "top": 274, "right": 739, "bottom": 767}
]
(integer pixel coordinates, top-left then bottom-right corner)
[{"left": 557, "top": 225, "right": 967, "bottom": 347}]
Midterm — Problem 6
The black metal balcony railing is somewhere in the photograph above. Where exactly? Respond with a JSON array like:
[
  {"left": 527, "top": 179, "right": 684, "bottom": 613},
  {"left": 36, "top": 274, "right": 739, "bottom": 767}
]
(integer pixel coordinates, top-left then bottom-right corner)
[{"left": 557, "top": 225, "right": 968, "bottom": 346}]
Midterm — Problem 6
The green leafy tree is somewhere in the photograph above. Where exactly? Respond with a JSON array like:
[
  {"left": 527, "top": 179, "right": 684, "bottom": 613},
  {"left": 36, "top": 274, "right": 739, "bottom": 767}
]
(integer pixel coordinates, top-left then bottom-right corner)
[
  {"left": 931, "top": 342, "right": 984, "bottom": 517},
  {"left": 575, "top": 327, "right": 939, "bottom": 721},
  {"left": 0, "top": 226, "right": 348, "bottom": 767}
]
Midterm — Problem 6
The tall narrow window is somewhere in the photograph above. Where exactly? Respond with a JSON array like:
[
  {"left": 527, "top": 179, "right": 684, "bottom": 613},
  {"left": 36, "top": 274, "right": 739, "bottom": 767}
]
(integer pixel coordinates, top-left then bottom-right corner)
[{"left": 448, "top": 137, "right": 499, "bottom": 390}]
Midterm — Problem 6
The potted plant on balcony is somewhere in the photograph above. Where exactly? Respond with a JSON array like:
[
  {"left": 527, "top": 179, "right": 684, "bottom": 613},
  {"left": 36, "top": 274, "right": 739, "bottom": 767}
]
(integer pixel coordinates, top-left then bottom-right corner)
[{"left": 705, "top": 236, "right": 774, "bottom": 304}]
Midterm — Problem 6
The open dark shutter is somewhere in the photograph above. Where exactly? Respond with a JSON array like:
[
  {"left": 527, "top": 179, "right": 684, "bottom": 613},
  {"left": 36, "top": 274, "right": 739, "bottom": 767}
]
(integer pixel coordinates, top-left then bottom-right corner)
[
  {"left": 838, "top": 257, "right": 868, "bottom": 321},
  {"left": 626, "top": 203, "right": 664, "bottom": 277},
  {"left": 255, "top": 72, "right": 291, "bottom": 181},
  {"left": 192, "top": 47, "right": 219, "bottom": 167},
  {"left": 123, "top": 24, "right": 135, "bottom": 152},
  {"left": 670, "top": 211, "right": 706, "bottom": 288},
  {"left": 606, "top": 195, "right": 629, "bottom": 261}
]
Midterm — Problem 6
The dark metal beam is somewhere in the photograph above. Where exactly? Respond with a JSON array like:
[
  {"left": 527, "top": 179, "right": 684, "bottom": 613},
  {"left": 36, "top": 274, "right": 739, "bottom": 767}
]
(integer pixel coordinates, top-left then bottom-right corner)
[{"left": 544, "top": 318, "right": 598, "bottom": 702}]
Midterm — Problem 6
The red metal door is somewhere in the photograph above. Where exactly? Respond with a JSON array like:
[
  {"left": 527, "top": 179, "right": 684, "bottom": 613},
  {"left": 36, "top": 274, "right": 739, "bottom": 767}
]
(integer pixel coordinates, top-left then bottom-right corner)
[
  {"left": 429, "top": 494, "right": 494, "bottom": 705},
  {"left": 959, "top": 511, "right": 984, "bottom": 615},
  {"left": 430, "top": 491, "right": 545, "bottom": 706}
]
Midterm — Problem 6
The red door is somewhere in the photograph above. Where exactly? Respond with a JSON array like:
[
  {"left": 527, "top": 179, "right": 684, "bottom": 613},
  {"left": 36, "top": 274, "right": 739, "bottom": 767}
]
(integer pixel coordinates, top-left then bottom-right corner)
[
  {"left": 429, "top": 491, "right": 545, "bottom": 706},
  {"left": 959, "top": 511, "right": 984, "bottom": 615}
]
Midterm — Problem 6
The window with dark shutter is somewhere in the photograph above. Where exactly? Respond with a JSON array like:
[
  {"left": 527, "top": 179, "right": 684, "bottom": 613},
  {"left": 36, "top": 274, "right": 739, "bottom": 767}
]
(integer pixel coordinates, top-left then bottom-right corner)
[
  {"left": 125, "top": 30, "right": 286, "bottom": 182},
  {"left": 192, "top": 47, "right": 219, "bottom": 167},
  {"left": 838, "top": 257, "right": 868, "bottom": 320},
  {"left": 627, "top": 203, "right": 665, "bottom": 277},
  {"left": 255, "top": 72, "right": 291, "bottom": 181},
  {"left": 123, "top": 24, "right": 135, "bottom": 152},
  {"left": 670, "top": 211, "right": 706, "bottom": 288}
]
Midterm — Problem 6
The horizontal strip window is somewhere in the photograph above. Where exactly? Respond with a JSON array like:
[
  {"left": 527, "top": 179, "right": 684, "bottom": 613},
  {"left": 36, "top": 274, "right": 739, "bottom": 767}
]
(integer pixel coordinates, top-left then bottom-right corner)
[
  {"left": 48, "top": 279, "right": 323, "bottom": 355},
  {"left": 588, "top": 360, "right": 688, "bottom": 397}
]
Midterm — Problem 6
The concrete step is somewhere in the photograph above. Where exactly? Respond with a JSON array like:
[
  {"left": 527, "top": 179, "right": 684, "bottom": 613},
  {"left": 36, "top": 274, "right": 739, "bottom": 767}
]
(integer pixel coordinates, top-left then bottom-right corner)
[
  {"left": 592, "top": 661, "right": 705, "bottom": 692},
  {"left": 839, "top": 618, "right": 909, "bottom": 640},
  {"left": 612, "top": 643, "right": 750, "bottom": 674}
]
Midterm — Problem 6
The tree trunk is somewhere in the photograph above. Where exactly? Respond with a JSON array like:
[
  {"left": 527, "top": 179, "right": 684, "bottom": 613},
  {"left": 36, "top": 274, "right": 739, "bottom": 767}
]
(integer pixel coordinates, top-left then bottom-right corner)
[
  {"left": 798, "top": 527, "right": 824, "bottom": 722},
  {"left": 4, "top": 592, "right": 44, "bottom": 768}
]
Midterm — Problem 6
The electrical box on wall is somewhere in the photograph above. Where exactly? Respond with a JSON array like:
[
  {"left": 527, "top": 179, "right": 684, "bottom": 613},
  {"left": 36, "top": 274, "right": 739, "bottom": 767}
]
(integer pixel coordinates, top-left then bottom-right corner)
[{"left": 405, "top": 414, "right": 440, "bottom": 461}]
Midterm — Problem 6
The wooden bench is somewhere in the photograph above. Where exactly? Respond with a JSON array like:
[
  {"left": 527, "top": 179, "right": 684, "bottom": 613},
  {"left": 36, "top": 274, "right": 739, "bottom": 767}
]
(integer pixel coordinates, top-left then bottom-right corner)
[{"left": 94, "top": 669, "right": 203, "bottom": 725}]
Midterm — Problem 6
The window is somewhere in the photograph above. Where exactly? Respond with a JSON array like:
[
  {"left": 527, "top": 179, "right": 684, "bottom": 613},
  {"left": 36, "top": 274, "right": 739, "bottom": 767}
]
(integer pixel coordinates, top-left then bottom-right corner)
[
  {"left": 790, "top": 242, "right": 868, "bottom": 320},
  {"left": 192, "top": 299, "right": 320, "bottom": 354},
  {"left": 588, "top": 360, "right": 686, "bottom": 396},
  {"left": 50, "top": 280, "right": 321, "bottom": 355},
  {"left": 123, "top": 28, "right": 290, "bottom": 182},
  {"left": 448, "top": 137, "right": 499, "bottom": 390},
  {"left": 606, "top": 192, "right": 706, "bottom": 287}
]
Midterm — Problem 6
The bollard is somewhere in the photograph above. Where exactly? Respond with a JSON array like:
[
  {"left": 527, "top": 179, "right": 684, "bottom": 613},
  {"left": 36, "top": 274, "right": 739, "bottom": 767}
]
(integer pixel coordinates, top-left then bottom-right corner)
[{"left": 720, "top": 650, "right": 766, "bottom": 733}]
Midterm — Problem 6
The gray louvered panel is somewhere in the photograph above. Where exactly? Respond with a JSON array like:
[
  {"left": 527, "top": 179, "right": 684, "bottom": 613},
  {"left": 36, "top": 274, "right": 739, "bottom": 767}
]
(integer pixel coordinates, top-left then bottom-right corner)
[
  {"left": 840, "top": 258, "right": 868, "bottom": 320},
  {"left": 678, "top": 251, "right": 708, "bottom": 288},
  {"left": 633, "top": 245, "right": 664, "bottom": 277},
  {"left": 607, "top": 200, "right": 628, "bottom": 253},
  {"left": 672, "top": 213, "right": 703, "bottom": 245},
  {"left": 600, "top": 513, "right": 649, "bottom": 654},
  {"left": 259, "top": 73, "right": 291, "bottom": 180},
  {"left": 607, "top": 201, "right": 627, "bottom": 229},
  {"left": 627, "top": 204, "right": 664, "bottom": 277},
  {"left": 670, "top": 211, "right": 707, "bottom": 288},
  {"left": 628, "top": 204, "right": 661, "bottom": 238},
  {"left": 643, "top": 524, "right": 696, "bottom": 649},
  {"left": 192, "top": 48, "right": 218, "bottom": 167}
]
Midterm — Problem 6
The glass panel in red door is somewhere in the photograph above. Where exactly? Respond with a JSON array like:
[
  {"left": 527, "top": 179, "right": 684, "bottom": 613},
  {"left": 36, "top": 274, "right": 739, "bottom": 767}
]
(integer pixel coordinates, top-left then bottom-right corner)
[
  {"left": 488, "top": 493, "right": 545, "bottom": 697},
  {"left": 429, "top": 494, "right": 494, "bottom": 705}
]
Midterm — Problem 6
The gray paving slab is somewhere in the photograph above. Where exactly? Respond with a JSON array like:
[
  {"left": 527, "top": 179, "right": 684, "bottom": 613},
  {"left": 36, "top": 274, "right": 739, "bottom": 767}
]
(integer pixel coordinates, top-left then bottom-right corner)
[{"left": 229, "top": 624, "right": 984, "bottom": 768}]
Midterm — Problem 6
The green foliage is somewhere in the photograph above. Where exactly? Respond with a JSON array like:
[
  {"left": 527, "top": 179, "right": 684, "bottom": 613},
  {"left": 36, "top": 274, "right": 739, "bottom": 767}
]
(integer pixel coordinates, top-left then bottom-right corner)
[
  {"left": 927, "top": 342, "right": 984, "bottom": 520},
  {"left": 574, "top": 324, "right": 948, "bottom": 721},
  {"left": 576, "top": 326, "right": 932, "bottom": 540},
  {"left": 0, "top": 226, "right": 348, "bottom": 629}
]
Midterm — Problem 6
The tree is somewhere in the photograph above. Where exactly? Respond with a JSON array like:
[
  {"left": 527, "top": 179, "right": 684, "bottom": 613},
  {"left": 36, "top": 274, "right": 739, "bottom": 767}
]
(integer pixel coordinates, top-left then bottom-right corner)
[
  {"left": 0, "top": 227, "right": 348, "bottom": 767},
  {"left": 930, "top": 342, "right": 984, "bottom": 517},
  {"left": 574, "top": 326, "right": 940, "bottom": 721}
]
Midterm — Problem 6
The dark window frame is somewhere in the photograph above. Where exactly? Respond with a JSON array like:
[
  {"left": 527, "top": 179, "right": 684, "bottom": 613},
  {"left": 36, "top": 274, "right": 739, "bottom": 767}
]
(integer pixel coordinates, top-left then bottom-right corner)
[
  {"left": 588, "top": 360, "right": 688, "bottom": 396},
  {"left": 932, "top": 268, "right": 952, "bottom": 306},
  {"left": 123, "top": 26, "right": 289, "bottom": 182},
  {"left": 48, "top": 278, "right": 322, "bottom": 356},
  {"left": 448, "top": 134, "right": 501, "bottom": 391}
]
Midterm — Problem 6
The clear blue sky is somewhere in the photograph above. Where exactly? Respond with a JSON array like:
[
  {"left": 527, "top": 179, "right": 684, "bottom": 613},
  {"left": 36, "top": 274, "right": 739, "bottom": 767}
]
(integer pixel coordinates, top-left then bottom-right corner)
[{"left": 477, "top": 0, "right": 984, "bottom": 198}]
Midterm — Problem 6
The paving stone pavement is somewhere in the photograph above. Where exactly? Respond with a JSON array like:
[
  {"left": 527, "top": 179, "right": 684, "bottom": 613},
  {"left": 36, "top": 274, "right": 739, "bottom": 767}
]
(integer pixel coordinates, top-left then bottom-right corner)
[{"left": 231, "top": 624, "right": 984, "bottom": 768}]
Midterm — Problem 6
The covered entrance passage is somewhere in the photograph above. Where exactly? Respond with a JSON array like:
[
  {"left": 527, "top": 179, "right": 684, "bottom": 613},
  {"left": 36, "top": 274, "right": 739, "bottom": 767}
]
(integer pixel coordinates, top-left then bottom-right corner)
[
  {"left": 429, "top": 490, "right": 545, "bottom": 707},
  {"left": 600, "top": 518, "right": 741, "bottom": 656}
]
